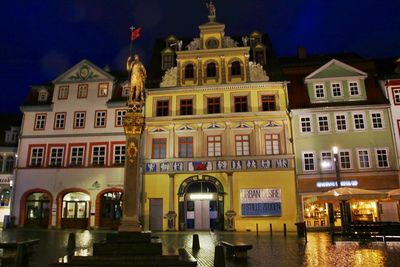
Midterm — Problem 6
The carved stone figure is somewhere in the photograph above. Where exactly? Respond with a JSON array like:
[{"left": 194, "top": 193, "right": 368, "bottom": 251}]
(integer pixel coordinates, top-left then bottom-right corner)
[
  {"left": 186, "top": 38, "right": 201, "bottom": 51},
  {"left": 177, "top": 40, "right": 183, "bottom": 51},
  {"left": 126, "top": 54, "right": 147, "bottom": 102},
  {"left": 242, "top": 36, "right": 249, "bottom": 46},
  {"left": 249, "top": 61, "right": 270, "bottom": 81},
  {"left": 223, "top": 36, "right": 238, "bottom": 48},
  {"left": 206, "top": 1, "right": 216, "bottom": 17}
]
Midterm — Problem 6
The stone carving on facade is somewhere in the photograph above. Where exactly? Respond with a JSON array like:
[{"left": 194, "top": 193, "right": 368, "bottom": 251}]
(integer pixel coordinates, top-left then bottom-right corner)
[
  {"left": 223, "top": 36, "right": 238, "bottom": 48},
  {"left": 249, "top": 61, "right": 270, "bottom": 81},
  {"left": 160, "top": 67, "right": 178, "bottom": 87},
  {"left": 242, "top": 36, "right": 249, "bottom": 46},
  {"left": 186, "top": 38, "right": 201, "bottom": 51}
]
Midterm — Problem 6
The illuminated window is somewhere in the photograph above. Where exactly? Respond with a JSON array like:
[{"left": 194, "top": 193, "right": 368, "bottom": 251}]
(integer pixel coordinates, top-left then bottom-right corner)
[
  {"left": 152, "top": 139, "right": 167, "bottom": 159},
  {"left": 376, "top": 149, "right": 389, "bottom": 168},
  {"left": 235, "top": 135, "right": 250, "bottom": 156},
  {"left": 320, "top": 151, "right": 333, "bottom": 170},
  {"left": 178, "top": 137, "right": 193, "bottom": 158},
  {"left": 207, "top": 136, "right": 222, "bottom": 157},
  {"left": 98, "top": 83, "right": 108, "bottom": 97},
  {"left": 265, "top": 134, "right": 280, "bottom": 155}
]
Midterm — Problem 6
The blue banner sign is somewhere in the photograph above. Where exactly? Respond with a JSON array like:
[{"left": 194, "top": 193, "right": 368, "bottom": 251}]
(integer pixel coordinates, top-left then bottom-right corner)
[{"left": 240, "top": 188, "right": 282, "bottom": 217}]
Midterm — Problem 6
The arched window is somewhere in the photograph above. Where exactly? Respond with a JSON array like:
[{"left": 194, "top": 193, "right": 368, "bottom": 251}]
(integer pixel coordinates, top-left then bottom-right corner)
[
  {"left": 231, "top": 61, "right": 241, "bottom": 76},
  {"left": 206, "top": 63, "right": 217, "bottom": 78},
  {"left": 5, "top": 156, "right": 14, "bottom": 173},
  {"left": 185, "top": 64, "right": 194, "bottom": 79}
]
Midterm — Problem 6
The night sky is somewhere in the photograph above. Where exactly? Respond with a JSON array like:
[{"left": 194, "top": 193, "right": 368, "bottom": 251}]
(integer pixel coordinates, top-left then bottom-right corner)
[{"left": 1, "top": 0, "right": 399, "bottom": 113}]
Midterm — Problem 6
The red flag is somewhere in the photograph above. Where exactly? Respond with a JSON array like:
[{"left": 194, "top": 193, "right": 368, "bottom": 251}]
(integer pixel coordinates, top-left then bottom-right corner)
[{"left": 131, "top": 27, "right": 141, "bottom": 41}]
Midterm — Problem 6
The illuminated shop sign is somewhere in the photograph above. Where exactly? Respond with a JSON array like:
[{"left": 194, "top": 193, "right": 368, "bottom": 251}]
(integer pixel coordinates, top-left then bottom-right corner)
[
  {"left": 240, "top": 188, "right": 282, "bottom": 217},
  {"left": 316, "top": 180, "right": 358, "bottom": 188}
]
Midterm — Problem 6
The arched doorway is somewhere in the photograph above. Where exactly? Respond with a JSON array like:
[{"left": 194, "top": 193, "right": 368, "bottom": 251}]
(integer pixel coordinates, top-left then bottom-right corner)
[
  {"left": 61, "top": 192, "right": 90, "bottom": 229},
  {"left": 178, "top": 175, "right": 224, "bottom": 230},
  {"left": 24, "top": 192, "right": 51, "bottom": 228},
  {"left": 98, "top": 191, "right": 123, "bottom": 229}
]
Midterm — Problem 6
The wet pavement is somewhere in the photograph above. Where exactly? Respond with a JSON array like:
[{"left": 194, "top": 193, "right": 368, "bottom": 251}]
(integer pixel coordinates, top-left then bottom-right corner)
[{"left": 1, "top": 229, "right": 400, "bottom": 266}]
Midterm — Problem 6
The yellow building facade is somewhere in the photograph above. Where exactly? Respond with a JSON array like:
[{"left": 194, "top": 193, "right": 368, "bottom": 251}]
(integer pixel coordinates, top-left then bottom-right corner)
[{"left": 142, "top": 15, "right": 297, "bottom": 231}]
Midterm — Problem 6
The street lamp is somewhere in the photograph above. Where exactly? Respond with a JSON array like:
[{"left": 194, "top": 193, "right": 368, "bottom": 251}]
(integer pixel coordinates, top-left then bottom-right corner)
[{"left": 332, "top": 146, "right": 341, "bottom": 188}]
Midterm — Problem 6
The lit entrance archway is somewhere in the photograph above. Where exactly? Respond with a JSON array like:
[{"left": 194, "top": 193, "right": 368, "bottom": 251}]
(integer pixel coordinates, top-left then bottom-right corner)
[
  {"left": 178, "top": 175, "right": 224, "bottom": 230},
  {"left": 61, "top": 192, "right": 90, "bottom": 229},
  {"left": 24, "top": 192, "right": 51, "bottom": 228}
]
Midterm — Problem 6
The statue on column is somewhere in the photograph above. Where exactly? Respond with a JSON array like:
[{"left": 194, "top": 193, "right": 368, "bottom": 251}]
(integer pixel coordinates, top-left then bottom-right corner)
[
  {"left": 206, "top": 1, "right": 216, "bottom": 17},
  {"left": 126, "top": 54, "right": 147, "bottom": 103}
]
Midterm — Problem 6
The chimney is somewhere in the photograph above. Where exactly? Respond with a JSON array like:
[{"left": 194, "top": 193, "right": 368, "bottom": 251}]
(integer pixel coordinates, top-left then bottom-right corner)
[{"left": 297, "top": 47, "right": 307, "bottom": 59}]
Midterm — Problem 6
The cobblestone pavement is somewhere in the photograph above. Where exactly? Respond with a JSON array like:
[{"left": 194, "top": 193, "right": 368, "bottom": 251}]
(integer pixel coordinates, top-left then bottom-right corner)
[{"left": 1, "top": 229, "right": 400, "bottom": 266}]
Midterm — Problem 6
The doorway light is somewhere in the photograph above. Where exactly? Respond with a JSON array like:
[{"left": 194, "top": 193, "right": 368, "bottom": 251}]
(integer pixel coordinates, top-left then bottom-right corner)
[{"left": 189, "top": 193, "right": 213, "bottom": 200}]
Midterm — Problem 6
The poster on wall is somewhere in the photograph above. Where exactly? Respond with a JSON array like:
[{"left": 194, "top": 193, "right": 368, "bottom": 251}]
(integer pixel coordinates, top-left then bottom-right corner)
[{"left": 240, "top": 188, "right": 282, "bottom": 216}]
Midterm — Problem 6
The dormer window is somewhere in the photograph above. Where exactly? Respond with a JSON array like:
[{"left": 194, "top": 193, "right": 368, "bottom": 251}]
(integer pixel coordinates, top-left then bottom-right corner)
[
  {"left": 206, "top": 63, "right": 217, "bottom": 78},
  {"left": 349, "top": 81, "right": 360, "bottom": 96},
  {"left": 331, "top": 83, "right": 342, "bottom": 97},
  {"left": 314, "top": 84, "right": 325, "bottom": 99},
  {"left": 162, "top": 53, "right": 174, "bottom": 70},
  {"left": 185, "top": 64, "right": 195, "bottom": 79},
  {"left": 38, "top": 90, "right": 48, "bottom": 102},
  {"left": 231, "top": 61, "right": 241, "bottom": 76}
]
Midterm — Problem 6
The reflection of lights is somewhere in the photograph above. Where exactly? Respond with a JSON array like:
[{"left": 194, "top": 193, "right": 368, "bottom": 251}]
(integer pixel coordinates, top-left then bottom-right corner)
[
  {"left": 352, "top": 204, "right": 357, "bottom": 209},
  {"left": 189, "top": 193, "right": 213, "bottom": 200},
  {"left": 306, "top": 208, "right": 310, "bottom": 212},
  {"left": 321, "top": 160, "right": 331, "bottom": 168},
  {"left": 311, "top": 205, "right": 315, "bottom": 210},
  {"left": 319, "top": 207, "right": 324, "bottom": 212}
]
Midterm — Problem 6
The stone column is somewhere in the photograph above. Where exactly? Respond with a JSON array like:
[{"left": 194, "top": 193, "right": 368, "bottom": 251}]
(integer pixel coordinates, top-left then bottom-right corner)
[
  {"left": 244, "top": 53, "right": 250, "bottom": 82},
  {"left": 197, "top": 57, "right": 203, "bottom": 86},
  {"left": 254, "top": 121, "right": 262, "bottom": 155},
  {"left": 225, "top": 172, "right": 236, "bottom": 231},
  {"left": 119, "top": 102, "right": 145, "bottom": 232},
  {"left": 176, "top": 59, "right": 181, "bottom": 87},
  {"left": 220, "top": 56, "right": 226, "bottom": 84},
  {"left": 166, "top": 173, "right": 177, "bottom": 231}
]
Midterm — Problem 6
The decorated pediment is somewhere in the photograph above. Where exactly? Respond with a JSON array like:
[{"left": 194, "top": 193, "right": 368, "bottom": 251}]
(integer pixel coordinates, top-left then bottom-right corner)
[
  {"left": 234, "top": 122, "right": 251, "bottom": 129},
  {"left": 176, "top": 124, "right": 194, "bottom": 131},
  {"left": 151, "top": 127, "right": 168, "bottom": 133},
  {"left": 52, "top": 59, "right": 115, "bottom": 84},
  {"left": 206, "top": 123, "right": 223, "bottom": 129},
  {"left": 264, "top": 121, "right": 282, "bottom": 128},
  {"left": 305, "top": 59, "right": 367, "bottom": 81}
]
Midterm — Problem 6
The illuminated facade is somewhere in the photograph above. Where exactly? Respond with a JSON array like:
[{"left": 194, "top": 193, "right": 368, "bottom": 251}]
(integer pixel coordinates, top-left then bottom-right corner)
[{"left": 282, "top": 54, "right": 399, "bottom": 228}]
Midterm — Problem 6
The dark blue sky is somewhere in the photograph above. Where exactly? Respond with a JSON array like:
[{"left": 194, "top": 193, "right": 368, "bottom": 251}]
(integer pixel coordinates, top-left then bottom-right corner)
[{"left": 1, "top": 0, "right": 399, "bottom": 113}]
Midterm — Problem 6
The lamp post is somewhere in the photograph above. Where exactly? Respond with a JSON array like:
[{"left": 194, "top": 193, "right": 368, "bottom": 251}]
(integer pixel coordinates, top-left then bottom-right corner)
[{"left": 332, "top": 146, "right": 341, "bottom": 188}]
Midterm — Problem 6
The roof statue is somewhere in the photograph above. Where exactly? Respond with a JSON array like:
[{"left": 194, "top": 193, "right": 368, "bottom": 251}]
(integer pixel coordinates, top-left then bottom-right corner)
[
  {"left": 206, "top": 1, "right": 216, "bottom": 21},
  {"left": 126, "top": 54, "right": 147, "bottom": 103}
]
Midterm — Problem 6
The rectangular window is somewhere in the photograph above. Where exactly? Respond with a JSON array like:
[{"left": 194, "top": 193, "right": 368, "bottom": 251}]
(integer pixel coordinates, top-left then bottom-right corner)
[
  {"left": 357, "top": 149, "right": 370, "bottom": 169},
  {"left": 303, "top": 152, "right": 315, "bottom": 171},
  {"left": 376, "top": 149, "right": 389, "bottom": 168},
  {"left": 92, "top": 146, "right": 106, "bottom": 166},
  {"left": 152, "top": 138, "right": 167, "bottom": 159},
  {"left": 314, "top": 84, "right": 325, "bottom": 98},
  {"left": 113, "top": 145, "right": 125, "bottom": 165},
  {"left": 349, "top": 81, "right": 360, "bottom": 96},
  {"left": 180, "top": 99, "right": 193, "bottom": 115},
  {"left": 30, "top": 147, "right": 44, "bottom": 167},
  {"left": 339, "top": 151, "right": 351, "bottom": 169},
  {"left": 321, "top": 151, "right": 333, "bottom": 170},
  {"left": 235, "top": 135, "right": 250, "bottom": 156},
  {"left": 95, "top": 111, "right": 107, "bottom": 128},
  {"left": 156, "top": 100, "right": 169, "bottom": 117},
  {"left": 353, "top": 113, "right": 365, "bottom": 130},
  {"left": 335, "top": 114, "right": 347, "bottom": 131},
  {"left": 234, "top": 96, "right": 248, "bottom": 112},
  {"left": 393, "top": 88, "right": 400, "bottom": 105},
  {"left": 70, "top": 147, "right": 84, "bottom": 166},
  {"left": 34, "top": 114, "right": 46, "bottom": 130},
  {"left": 58, "top": 86, "right": 69, "bottom": 99},
  {"left": 178, "top": 137, "right": 193, "bottom": 158},
  {"left": 261, "top": 95, "right": 276, "bottom": 111},
  {"left": 331, "top": 83, "right": 342, "bottom": 97},
  {"left": 98, "top": 83, "right": 108, "bottom": 97},
  {"left": 207, "top": 136, "right": 222, "bottom": 157},
  {"left": 162, "top": 54, "right": 174, "bottom": 70},
  {"left": 207, "top": 97, "right": 221, "bottom": 114},
  {"left": 49, "top": 147, "right": 64, "bottom": 167},
  {"left": 74, "top": 112, "right": 86, "bottom": 129},
  {"left": 54, "top": 112, "right": 66, "bottom": 129},
  {"left": 115, "top": 110, "right": 127, "bottom": 127},
  {"left": 300, "top": 116, "right": 312, "bottom": 133},
  {"left": 77, "top": 84, "right": 88, "bottom": 98},
  {"left": 371, "top": 112, "right": 383, "bottom": 129},
  {"left": 265, "top": 134, "right": 280, "bottom": 155},
  {"left": 317, "top": 115, "right": 329, "bottom": 132}
]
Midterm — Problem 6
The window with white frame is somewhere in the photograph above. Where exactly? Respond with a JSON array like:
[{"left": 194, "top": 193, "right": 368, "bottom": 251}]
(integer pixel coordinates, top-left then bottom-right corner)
[
  {"left": 265, "top": 134, "right": 280, "bottom": 155},
  {"left": 303, "top": 152, "right": 315, "bottom": 171},
  {"left": 357, "top": 149, "right": 370, "bottom": 169},
  {"left": 92, "top": 146, "right": 106, "bottom": 166},
  {"left": 335, "top": 114, "right": 347, "bottom": 131},
  {"left": 74, "top": 112, "right": 85, "bottom": 128},
  {"left": 95, "top": 111, "right": 107, "bottom": 127},
  {"left": 30, "top": 147, "right": 44, "bottom": 167},
  {"left": 34, "top": 114, "right": 46, "bottom": 130},
  {"left": 331, "top": 83, "right": 342, "bottom": 97},
  {"left": 392, "top": 88, "right": 400, "bottom": 104},
  {"left": 317, "top": 115, "right": 330, "bottom": 132},
  {"left": 349, "top": 81, "right": 360, "bottom": 96},
  {"left": 115, "top": 110, "right": 127, "bottom": 127},
  {"left": 113, "top": 145, "right": 125, "bottom": 165},
  {"left": 300, "top": 116, "right": 312, "bottom": 133},
  {"left": 70, "top": 147, "right": 84, "bottom": 166},
  {"left": 376, "top": 149, "right": 389, "bottom": 168},
  {"left": 339, "top": 150, "right": 351, "bottom": 169},
  {"left": 371, "top": 112, "right": 383, "bottom": 129},
  {"left": 314, "top": 84, "right": 325, "bottom": 98},
  {"left": 207, "top": 136, "right": 222, "bottom": 157},
  {"left": 353, "top": 113, "right": 365, "bottom": 130},
  {"left": 54, "top": 113, "right": 66, "bottom": 129},
  {"left": 235, "top": 135, "right": 250, "bottom": 156},
  {"left": 320, "top": 151, "right": 333, "bottom": 170},
  {"left": 49, "top": 147, "right": 64, "bottom": 167}
]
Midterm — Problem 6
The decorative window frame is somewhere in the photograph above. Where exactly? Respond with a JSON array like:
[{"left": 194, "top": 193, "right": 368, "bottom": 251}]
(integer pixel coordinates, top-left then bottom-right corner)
[
  {"left": 58, "top": 86, "right": 69, "bottom": 100},
  {"left": 77, "top": 84, "right": 88, "bottom": 99},
  {"left": 34, "top": 113, "right": 47, "bottom": 131},
  {"left": 177, "top": 136, "right": 194, "bottom": 158},
  {"left": 352, "top": 112, "right": 366, "bottom": 131},
  {"left": 176, "top": 95, "right": 196, "bottom": 116},
  {"left": 348, "top": 81, "right": 361, "bottom": 96},
  {"left": 182, "top": 61, "right": 197, "bottom": 84},
  {"left": 314, "top": 83, "right": 326, "bottom": 99},
  {"left": 153, "top": 96, "right": 172, "bottom": 117},
  {"left": 231, "top": 92, "right": 250, "bottom": 113},
  {"left": 356, "top": 148, "right": 371, "bottom": 169},
  {"left": 204, "top": 93, "right": 223, "bottom": 114},
  {"left": 227, "top": 58, "right": 245, "bottom": 82},
  {"left": 370, "top": 111, "right": 385, "bottom": 130},
  {"left": 264, "top": 133, "right": 280, "bottom": 155},
  {"left": 206, "top": 135, "right": 222, "bottom": 157},
  {"left": 258, "top": 92, "right": 278, "bottom": 112},
  {"left": 67, "top": 143, "right": 87, "bottom": 167},
  {"left": 299, "top": 115, "right": 313, "bottom": 134},
  {"left": 203, "top": 59, "right": 219, "bottom": 83},
  {"left": 53, "top": 112, "right": 66, "bottom": 130},
  {"left": 375, "top": 147, "right": 390, "bottom": 168},
  {"left": 98, "top": 83, "right": 109, "bottom": 97},
  {"left": 94, "top": 110, "right": 107, "bottom": 128},
  {"left": 151, "top": 138, "right": 168, "bottom": 159},
  {"left": 234, "top": 134, "right": 251, "bottom": 156},
  {"left": 73, "top": 111, "right": 86, "bottom": 129}
]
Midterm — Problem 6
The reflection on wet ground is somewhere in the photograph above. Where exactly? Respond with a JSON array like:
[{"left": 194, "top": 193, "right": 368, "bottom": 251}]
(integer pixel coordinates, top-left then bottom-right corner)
[{"left": 1, "top": 229, "right": 400, "bottom": 267}]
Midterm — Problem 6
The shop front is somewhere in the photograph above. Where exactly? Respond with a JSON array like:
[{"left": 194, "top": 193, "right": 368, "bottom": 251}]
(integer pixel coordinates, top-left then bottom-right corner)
[
  {"left": 61, "top": 192, "right": 90, "bottom": 229},
  {"left": 24, "top": 191, "right": 51, "bottom": 228}
]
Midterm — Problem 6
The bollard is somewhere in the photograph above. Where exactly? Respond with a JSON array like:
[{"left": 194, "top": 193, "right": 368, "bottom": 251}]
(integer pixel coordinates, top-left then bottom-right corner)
[
  {"left": 270, "top": 223, "right": 273, "bottom": 236},
  {"left": 256, "top": 223, "right": 259, "bottom": 238},
  {"left": 283, "top": 223, "right": 287, "bottom": 238},
  {"left": 214, "top": 245, "right": 226, "bottom": 267},
  {"left": 192, "top": 234, "right": 200, "bottom": 250},
  {"left": 67, "top": 232, "right": 76, "bottom": 252}
]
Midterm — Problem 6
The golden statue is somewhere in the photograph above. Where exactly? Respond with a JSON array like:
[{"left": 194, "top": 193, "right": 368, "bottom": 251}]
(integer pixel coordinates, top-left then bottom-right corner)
[{"left": 126, "top": 54, "right": 147, "bottom": 103}]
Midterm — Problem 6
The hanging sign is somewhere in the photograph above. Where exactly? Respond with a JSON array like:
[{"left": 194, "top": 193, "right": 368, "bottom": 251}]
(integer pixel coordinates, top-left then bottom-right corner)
[{"left": 240, "top": 188, "right": 282, "bottom": 217}]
